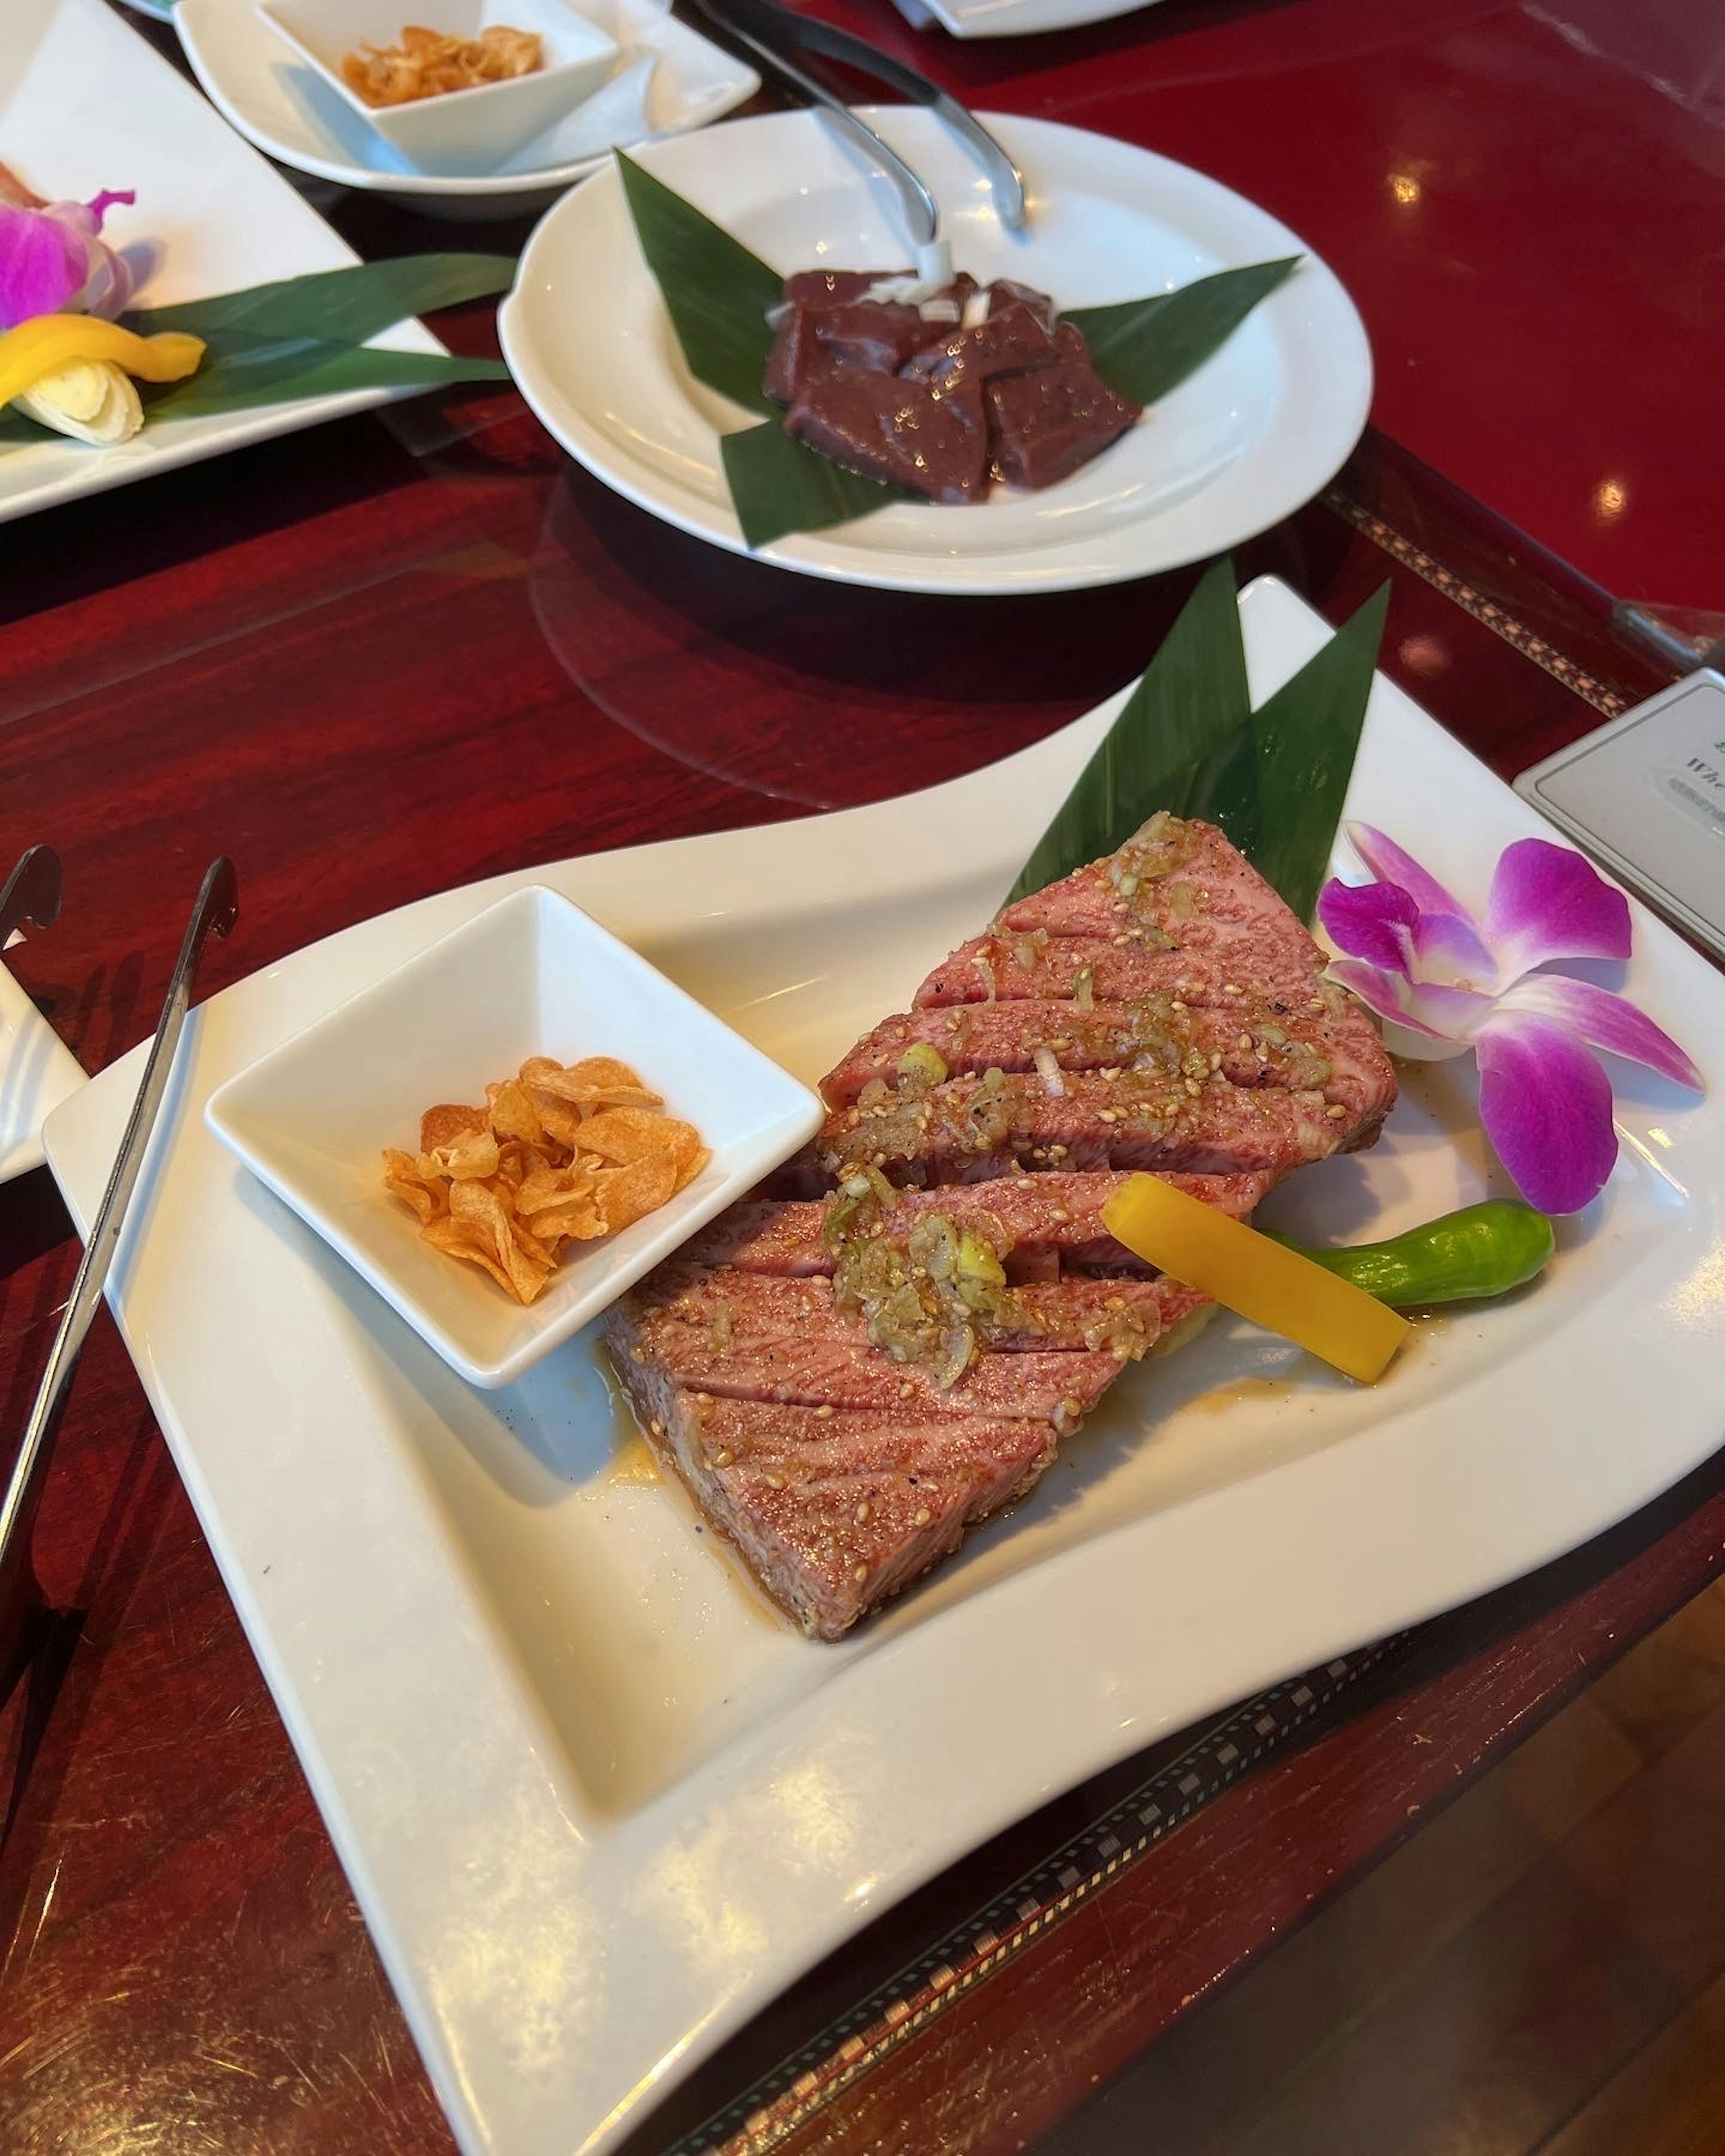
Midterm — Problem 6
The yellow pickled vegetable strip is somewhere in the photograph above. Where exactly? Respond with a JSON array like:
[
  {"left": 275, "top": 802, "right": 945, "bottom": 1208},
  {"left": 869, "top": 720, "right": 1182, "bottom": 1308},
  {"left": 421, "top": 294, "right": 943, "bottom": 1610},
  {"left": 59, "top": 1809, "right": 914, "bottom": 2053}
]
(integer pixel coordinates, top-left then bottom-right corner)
[
  {"left": 0, "top": 315, "right": 204, "bottom": 409},
  {"left": 1101, "top": 1173, "right": 1410, "bottom": 1383}
]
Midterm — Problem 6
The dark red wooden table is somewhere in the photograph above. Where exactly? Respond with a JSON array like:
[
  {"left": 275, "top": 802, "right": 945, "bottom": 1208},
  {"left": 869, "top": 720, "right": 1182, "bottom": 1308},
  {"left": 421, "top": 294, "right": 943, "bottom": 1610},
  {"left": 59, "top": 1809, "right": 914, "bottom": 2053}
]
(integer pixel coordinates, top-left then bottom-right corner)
[{"left": 1, "top": 2, "right": 1720, "bottom": 2150}]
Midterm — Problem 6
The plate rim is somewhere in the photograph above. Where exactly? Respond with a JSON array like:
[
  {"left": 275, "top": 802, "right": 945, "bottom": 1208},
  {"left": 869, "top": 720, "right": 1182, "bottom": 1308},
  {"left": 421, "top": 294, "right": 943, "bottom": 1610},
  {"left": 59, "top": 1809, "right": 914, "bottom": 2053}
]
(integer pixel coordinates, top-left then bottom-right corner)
[
  {"left": 497, "top": 106, "right": 1374, "bottom": 595},
  {"left": 173, "top": 0, "right": 761, "bottom": 199},
  {"left": 41, "top": 578, "right": 1725, "bottom": 2155}
]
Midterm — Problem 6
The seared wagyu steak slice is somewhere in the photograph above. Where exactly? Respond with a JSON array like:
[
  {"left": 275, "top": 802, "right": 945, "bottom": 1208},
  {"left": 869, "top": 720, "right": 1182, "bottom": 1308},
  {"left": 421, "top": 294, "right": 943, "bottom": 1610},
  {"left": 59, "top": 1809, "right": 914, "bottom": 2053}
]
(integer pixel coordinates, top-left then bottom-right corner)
[{"left": 606, "top": 813, "right": 1397, "bottom": 1639}]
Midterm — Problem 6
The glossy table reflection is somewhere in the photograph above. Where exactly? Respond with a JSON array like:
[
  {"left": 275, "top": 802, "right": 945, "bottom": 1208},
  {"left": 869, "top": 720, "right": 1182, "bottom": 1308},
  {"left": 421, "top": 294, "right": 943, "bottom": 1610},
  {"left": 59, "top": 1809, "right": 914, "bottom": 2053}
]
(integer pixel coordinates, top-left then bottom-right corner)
[{"left": 1, "top": 1, "right": 1721, "bottom": 2149}]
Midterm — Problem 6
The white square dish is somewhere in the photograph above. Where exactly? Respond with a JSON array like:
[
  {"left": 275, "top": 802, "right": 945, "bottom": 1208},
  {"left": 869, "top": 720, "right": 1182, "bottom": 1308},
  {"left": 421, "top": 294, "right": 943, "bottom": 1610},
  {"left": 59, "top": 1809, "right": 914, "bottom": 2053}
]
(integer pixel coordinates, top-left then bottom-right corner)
[
  {"left": 204, "top": 884, "right": 823, "bottom": 1387},
  {"left": 260, "top": 0, "right": 619, "bottom": 173}
]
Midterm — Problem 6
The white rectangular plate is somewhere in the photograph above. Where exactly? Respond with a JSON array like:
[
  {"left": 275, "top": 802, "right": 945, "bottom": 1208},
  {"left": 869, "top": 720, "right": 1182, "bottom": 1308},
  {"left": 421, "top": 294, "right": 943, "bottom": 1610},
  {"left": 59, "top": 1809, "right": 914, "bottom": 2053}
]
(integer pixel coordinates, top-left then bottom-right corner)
[
  {"left": 0, "top": 0, "right": 443, "bottom": 526},
  {"left": 43, "top": 579, "right": 1725, "bottom": 2155}
]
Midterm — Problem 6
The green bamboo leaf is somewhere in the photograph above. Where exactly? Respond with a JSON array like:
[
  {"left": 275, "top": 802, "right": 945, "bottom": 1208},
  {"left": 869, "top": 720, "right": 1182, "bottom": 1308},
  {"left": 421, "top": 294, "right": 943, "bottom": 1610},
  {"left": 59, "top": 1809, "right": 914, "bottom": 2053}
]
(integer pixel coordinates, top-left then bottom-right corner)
[
  {"left": 1066, "top": 258, "right": 1300, "bottom": 405},
  {"left": 616, "top": 151, "right": 782, "bottom": 416},
  {"left": 721, "top": 420, "right": 902, "bottom": 549},
  {"left": 143, "top": 340, "right": 509, "bottom": 419},
  {"left": 128, "top": 253, "right": 515, "bottom": 346},
  {"left": 1005, "top": 569, "right": 1389, "bottom": 926},
  {"left": 1243, "top": 582, "right": 1389, "bottom": 921},
  {"left": 1005, "top": 559, "right": 1251, "bottom": 905}
]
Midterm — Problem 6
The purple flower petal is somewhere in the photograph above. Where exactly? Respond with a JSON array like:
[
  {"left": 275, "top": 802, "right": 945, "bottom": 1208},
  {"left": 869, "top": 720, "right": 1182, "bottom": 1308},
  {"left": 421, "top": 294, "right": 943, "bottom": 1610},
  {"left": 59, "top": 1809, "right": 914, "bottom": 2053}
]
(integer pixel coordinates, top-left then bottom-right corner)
[
  {"left": 1498, "top": 975, "right": 1705, "bottom": 1091},
  {"left": 0, "top": 201, "right": 84, "bottom": 328},
  {"left": 1482, "top": 838, "right": 1632, "bottom": 982},
  {"left": 1344, "top": 823, "right": 1469, "bottom": 922},
  {"left": 1326, "top": 960, "right": 1495, "bottom": 1047},
  {"left": 82, "top": 188, "right": 136, "bottom": 230},
  {"left": 1327, "top": 956, "right": 1446, "bottom": 1034},
  {"left": 1410, "top": 906, "right": 1499, "bottom": 987},
  {"left": 40, "top": 197, "right": 135, "bottom": 320},
  {"left": 1318, "top": 877, "right": 1419, "bottom": 973},
  {"left": 1473, "top": 1009, "right": 1619, "bottom": 1213}
]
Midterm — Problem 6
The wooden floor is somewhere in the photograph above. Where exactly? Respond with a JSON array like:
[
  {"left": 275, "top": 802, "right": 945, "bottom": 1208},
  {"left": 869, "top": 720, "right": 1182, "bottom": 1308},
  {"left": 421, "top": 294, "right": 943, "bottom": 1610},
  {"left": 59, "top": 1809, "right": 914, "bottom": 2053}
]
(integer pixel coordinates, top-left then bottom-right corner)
[{"left": 1045, "top": 1576, "right": 1725, "bottom": 2156}]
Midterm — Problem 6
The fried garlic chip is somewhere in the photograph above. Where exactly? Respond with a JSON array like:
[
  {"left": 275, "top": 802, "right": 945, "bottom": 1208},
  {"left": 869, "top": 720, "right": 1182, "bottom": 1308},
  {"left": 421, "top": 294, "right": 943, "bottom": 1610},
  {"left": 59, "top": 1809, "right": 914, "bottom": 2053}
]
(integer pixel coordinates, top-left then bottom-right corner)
[
  {"left": 341, "top": 24, "right": 543, "bottom": 108},
  {"left": 384, "top": 1050, "right": 705, "bottom": 1305}
]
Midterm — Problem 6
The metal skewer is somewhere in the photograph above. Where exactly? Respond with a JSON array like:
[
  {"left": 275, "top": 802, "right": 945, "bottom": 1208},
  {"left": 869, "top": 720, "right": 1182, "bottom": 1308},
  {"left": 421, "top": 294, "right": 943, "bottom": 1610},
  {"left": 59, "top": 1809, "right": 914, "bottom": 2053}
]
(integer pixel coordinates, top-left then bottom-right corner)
[{"left": 0, "top": 858, "right": 238, "bottom": 1633}]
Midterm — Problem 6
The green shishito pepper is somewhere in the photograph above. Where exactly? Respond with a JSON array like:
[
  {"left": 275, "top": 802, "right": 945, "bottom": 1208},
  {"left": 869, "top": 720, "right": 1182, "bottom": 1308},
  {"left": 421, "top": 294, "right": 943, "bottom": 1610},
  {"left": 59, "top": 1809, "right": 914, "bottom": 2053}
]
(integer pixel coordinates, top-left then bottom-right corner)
[{"left": 1273, "top": 1201, "right": 1556, "bottom": 1309}]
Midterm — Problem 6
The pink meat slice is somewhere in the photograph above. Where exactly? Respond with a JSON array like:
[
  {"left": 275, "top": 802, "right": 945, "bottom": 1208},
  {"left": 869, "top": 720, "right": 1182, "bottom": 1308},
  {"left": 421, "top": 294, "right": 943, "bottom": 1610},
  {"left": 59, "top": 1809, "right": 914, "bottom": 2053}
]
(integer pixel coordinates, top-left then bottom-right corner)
[
  {"left": 680, "top": 1168, "right": 1273, "bottom": 1279},
  {"left": 626, "top": 1263, "right": 1202, "bottom": 1355},
  {"left": 622, "top": 1380, "right": 1062, "bottom": 1641},
  {"left": 609, "top": 1276, "right": 1121, "bottom": 1424},
  {"left": 912, "top": 930, "right": 1327, "bottom": 1012},
  {"left": 812, "top": 1069, "right": 1352, "bottom": 1187},
  {"left": 824, "top": 996, "right": 1393, "bottom": 1122}
]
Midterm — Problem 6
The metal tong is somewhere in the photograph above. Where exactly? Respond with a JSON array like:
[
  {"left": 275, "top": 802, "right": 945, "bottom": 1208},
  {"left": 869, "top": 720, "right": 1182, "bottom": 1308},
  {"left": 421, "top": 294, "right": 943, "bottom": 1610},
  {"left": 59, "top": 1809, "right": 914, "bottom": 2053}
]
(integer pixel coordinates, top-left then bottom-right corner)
[
  {"left": 0, "top": 858, "right": 238, "bottom": 1636},
  {"left": 0, "top": 844, "right": 63, "bottom": 952},
  {"left": 686, "top": 0, "right": 1026, "bottom": 250}
]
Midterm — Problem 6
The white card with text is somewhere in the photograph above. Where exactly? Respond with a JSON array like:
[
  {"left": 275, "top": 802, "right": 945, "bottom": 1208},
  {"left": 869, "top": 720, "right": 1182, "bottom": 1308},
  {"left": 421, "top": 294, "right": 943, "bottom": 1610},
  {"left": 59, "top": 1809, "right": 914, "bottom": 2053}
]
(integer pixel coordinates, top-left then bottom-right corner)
[{"left": 1516, "top": 668, "right": 1725, "bottom": 962}]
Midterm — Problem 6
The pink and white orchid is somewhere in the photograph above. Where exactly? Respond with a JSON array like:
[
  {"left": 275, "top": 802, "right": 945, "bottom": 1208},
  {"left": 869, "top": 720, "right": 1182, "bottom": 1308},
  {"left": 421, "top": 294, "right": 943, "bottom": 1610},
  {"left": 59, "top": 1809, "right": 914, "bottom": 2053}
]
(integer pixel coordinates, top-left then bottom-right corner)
[
  {"left": 1318, "top": 825, "right": 1704, "bottom": 1215},
  {"left": 0, "top": 185, "right": 137, "bottom": 331}
]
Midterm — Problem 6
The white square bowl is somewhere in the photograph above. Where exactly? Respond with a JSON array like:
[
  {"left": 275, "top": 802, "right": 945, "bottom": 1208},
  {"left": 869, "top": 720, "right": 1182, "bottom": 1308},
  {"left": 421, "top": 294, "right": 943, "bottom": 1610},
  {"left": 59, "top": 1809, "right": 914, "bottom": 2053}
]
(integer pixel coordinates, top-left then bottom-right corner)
[
  {"left": 204, "top": 884, "right": 823, "bottom": 1388},
  {"left": 258, "top": 0, "right": 620, "bottom": 175}
]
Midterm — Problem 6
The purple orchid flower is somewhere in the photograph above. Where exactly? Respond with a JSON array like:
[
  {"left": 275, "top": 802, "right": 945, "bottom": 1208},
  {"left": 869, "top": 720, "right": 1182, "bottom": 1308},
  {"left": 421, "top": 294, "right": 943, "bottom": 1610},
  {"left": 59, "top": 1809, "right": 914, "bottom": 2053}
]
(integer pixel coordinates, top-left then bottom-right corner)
[
  {"left": 0, "top": 188, "right": 137, "bottom": 331},
  {"left": 1317, "top": 824, "right": 1704, "bottom": 1215}
]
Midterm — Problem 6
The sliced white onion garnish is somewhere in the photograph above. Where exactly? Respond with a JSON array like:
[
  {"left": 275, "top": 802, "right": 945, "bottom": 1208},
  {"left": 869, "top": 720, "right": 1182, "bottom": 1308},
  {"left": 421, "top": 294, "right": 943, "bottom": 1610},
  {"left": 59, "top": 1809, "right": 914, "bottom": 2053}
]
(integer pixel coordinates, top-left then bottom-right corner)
[
  {"left": 1033, "top": 1045, "right": 1066, "bottom": 1097},
  {"left": 916, "top": 238, "right": 954, "bottom": 286}
]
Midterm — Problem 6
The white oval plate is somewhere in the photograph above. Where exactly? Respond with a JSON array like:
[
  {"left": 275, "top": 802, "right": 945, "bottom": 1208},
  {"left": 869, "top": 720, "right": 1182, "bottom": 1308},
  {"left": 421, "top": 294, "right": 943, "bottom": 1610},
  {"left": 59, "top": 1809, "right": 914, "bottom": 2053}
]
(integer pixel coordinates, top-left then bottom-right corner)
[
  {"left": 174, "top": 0, "right": 760, "bottom": 222},
  {"left": 499, "top": 107, "right": 1372, "bottom": 592}
]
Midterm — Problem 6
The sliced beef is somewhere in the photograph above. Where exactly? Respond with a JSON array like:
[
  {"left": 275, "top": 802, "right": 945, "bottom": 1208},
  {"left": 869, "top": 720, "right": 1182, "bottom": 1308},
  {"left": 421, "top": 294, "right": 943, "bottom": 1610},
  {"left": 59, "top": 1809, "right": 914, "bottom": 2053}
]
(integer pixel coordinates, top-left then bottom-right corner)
[
  {"left": 812, "top": 301, "right": 928, "bottom": 376},
  {"left": 610, "top": 1271, "right": 1120, "bottom": 1422},
  {"left": 764, "top": 269, "right": 913, "bottom": 404},
  {"left": 680, "top": 1167, "right": 1273, "bottom": 1280},
  {"left": 825, "top": 995, "right": 1389, "bottom": 1122},
  {"left": 785, "top": 372, "right": 989, "bottom": 504},
  {"left": 899, "top": 299, "right": 1060, "bottom": 397},
  {"left": 619, "top": 1381, "right": 1061, "bottom": 1639},
  {"left": 999, "top": 813, "right": 1322, "bottom": 947},
  {"left": 987, "top": 279, "right": 1060, "bottom": 331},
  {"left": 914, "top": 931, "right": 1320, "bottom": 1012},
  {"left": 811, "top": 1067, "right": 1347, "bottom": 1188},
  {"left": 627, "top": 1261, "right": 1207, "bottom": 1356},
  {"left": 986, "top": 323, "right": 1141, "bottom": 490}
]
